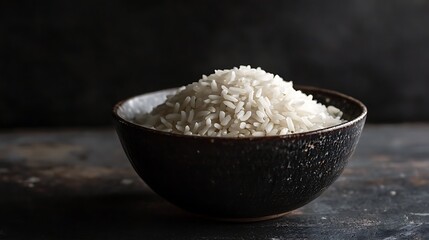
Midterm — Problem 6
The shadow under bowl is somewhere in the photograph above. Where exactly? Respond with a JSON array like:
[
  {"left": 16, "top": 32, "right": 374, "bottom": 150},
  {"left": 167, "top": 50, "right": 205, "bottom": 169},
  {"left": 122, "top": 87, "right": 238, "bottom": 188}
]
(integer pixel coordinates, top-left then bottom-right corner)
[{"left": 112, "top": 86, "right": 367, "bottom": 221}]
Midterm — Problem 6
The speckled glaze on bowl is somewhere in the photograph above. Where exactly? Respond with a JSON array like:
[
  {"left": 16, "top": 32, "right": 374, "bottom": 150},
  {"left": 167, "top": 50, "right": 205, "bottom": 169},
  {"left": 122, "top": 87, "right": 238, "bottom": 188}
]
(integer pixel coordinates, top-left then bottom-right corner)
[{"left": 112, "top": 86, "right": 367, "bottom": 221}]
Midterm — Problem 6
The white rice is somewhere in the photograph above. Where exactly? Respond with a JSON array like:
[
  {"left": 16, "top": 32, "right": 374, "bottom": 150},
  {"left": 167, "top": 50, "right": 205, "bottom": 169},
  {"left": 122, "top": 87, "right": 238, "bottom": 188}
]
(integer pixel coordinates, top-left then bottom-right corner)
[{"left": 136, "top": 66, "right": 344, "bottom": 137}]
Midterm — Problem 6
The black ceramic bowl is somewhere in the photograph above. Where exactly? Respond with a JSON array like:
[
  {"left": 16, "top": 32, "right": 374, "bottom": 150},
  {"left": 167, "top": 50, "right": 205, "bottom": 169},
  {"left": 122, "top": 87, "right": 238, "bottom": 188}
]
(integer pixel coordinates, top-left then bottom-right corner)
[{"left": 113, "top": 86, "right": 367, "bottom": 221}]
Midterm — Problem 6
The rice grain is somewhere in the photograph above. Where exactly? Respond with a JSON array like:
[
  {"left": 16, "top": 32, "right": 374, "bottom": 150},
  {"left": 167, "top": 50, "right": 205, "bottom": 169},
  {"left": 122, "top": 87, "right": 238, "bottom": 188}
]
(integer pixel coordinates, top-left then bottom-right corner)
[{"left": 136, "top": 66, "right": 344, "bottom": 137}]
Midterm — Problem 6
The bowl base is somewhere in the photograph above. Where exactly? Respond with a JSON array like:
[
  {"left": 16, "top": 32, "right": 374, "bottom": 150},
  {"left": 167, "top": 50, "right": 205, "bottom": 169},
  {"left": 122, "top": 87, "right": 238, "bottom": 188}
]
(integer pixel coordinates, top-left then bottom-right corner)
[{"left": 208, "top": 211, "right": 290, "bottom": 223}]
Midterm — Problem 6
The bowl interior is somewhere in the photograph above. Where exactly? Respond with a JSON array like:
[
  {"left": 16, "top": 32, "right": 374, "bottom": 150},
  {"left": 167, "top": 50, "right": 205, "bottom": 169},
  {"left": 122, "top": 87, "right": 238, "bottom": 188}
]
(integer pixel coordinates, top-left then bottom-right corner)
[{"left": 116, "top": 88, "right": 177, "bottom": 122}]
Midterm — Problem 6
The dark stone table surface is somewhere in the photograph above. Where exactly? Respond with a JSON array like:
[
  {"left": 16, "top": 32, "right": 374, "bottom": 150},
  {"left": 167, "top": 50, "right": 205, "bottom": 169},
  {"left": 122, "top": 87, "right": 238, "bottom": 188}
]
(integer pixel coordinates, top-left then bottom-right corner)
[{"left": 0, "top": 125, "right": 428, "bottom": 239}]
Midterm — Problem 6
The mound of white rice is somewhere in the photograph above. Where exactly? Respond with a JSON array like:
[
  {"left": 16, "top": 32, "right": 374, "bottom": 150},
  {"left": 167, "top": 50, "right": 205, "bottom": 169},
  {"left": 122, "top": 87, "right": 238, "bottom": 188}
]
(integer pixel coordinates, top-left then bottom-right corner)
[{"left": 136, "top": 66, "right": 344, "bottom": 137}]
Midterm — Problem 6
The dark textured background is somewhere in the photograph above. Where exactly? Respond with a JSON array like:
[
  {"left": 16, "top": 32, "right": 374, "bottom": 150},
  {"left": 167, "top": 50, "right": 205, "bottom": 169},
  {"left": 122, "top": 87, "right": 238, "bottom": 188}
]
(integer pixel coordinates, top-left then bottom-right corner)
[{"left": 1, "top": 0, "right": 429, "bottom": 128}]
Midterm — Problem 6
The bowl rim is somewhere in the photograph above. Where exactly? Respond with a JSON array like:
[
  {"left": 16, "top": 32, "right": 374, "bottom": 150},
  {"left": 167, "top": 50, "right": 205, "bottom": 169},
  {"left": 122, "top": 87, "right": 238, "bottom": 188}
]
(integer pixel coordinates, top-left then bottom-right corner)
[{"left": 112, "top": 85, "right": 367, "bottom": 140}]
